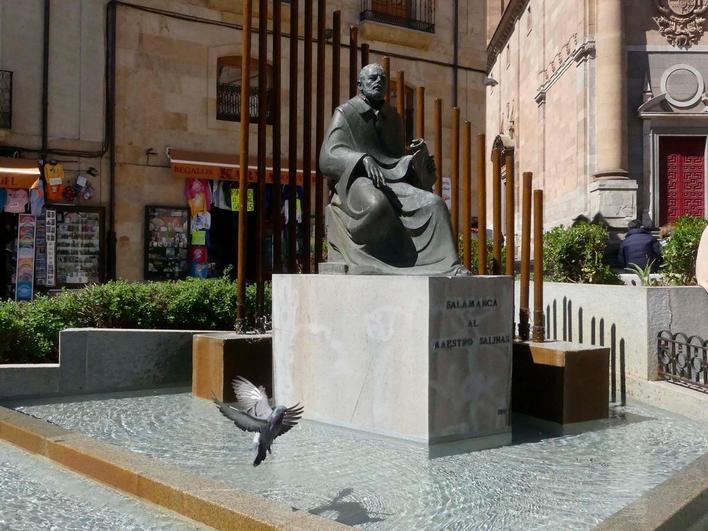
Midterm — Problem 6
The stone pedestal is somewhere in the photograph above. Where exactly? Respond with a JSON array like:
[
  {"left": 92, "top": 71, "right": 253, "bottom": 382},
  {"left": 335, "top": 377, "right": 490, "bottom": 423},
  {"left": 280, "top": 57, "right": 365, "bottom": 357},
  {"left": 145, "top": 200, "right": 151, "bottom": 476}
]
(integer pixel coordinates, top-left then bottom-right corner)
[
  {"left": 273, "top": 275, "right": 513, "bottom": 448},
  {"left": 589, "top": 178, "right": 638, "bottom": 228},
  {"left": 512, "top": 341, "right": 609, "bottom": 424},
  {"left": 192, "top": 333, "right": 272, "bottom": 402}
]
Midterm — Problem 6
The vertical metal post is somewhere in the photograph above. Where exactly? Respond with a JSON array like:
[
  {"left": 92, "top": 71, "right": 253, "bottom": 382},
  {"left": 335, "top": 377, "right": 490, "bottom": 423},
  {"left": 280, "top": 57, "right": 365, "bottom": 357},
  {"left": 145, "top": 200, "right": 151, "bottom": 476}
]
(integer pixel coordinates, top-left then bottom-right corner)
[
  {"left": 237, "top": 0, "right": 253, "bottom": 324},
  {"left": 272, "top": 0, "right": 282, "bottom": 273},
  {"left": 415, "top": 86, "right": 425, "bottom": 139},
  {"left": 504, "top": 152, "right": 515, "bottom": 276},
  {"left": 361, "top": 42, "right": 369, "bottom": 68},
  {"left": 476, "top": 134, "right": 487, "bottom": 275},
  {"left": 314, "top": 0, "right": 326, "bottom": 270},
  {"left": 462, "top": 120, "right": 471, "bottom": 270},
  {"left": 519, "top": 172, "right": 532, "bottom": 340},
  {"left": 532, "top": 189, "right": 545, "bottom": 342},
  {"left": 332, "top": 10, "right": 341, "bottom": 113},
  {"left": 287, "top": 0, "right": 299, "bottom": 272},
  {"left": 302, "top": 0, "right": 313, "bottom": 273},
  {"left": 383, "top": 56, "right": 391, "bottom": 104},
  {"left": 349, "top": 26, "right": 358, "bottom": 98},
  {"left": 396, "top": 70, "right": 405, "bottom": 144},
  {"left": 450, "top": 107, "right": 460, "bottom": 240},
  {"left": 434, "top": 98, "right": 442, "bottom": 196},
  {"left": 256, "top": 0, "right": 267, "bottom": 319},
  {"left": 492, "top": 148, "right": 502, "bottom": 275}
]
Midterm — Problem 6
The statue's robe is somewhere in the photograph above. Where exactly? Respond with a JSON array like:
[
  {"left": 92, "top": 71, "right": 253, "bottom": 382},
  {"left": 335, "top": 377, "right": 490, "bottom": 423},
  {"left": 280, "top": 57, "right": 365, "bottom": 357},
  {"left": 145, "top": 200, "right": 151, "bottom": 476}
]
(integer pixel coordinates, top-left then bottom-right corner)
[{"left": 319, "top": 95, "right": 463, "bottom": 275}]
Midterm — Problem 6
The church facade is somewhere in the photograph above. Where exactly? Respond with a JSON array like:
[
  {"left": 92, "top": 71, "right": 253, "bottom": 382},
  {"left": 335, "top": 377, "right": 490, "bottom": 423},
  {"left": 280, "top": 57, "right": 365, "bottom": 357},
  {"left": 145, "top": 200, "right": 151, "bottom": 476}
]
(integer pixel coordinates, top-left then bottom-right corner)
[{"left": 486, "top": 0, "right": 708, "bottom": 231}]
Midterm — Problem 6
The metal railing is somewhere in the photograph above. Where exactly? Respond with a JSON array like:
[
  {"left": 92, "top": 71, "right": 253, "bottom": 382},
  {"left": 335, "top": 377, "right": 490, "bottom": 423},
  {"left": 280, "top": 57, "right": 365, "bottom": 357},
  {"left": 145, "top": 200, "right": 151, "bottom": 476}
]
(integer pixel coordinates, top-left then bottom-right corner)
[
  {"left": 216, "top": 83, "right": 274, "bottom": 124},
  {"left": 360, "top": 0, "right": 435, "bottom": 33},
  {"left": 658, "top": 331, "right": 708, "bottom": 393},
  {"left": 0, "top": 70, "right": 11, "bottom": 129}
]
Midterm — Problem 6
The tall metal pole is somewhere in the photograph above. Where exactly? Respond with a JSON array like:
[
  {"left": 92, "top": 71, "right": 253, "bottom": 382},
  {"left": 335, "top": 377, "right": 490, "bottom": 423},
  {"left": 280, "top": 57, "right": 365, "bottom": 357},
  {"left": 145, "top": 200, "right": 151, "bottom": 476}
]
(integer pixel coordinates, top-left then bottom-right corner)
[
  {"left": 256, "top": 0, "right": 267, "bottom": 319},
  {"left": 434, "top": 98, "right": 442, "bottom": 196},
  {"left": 302, "top": 0, "right": 313, "bottom": 273},
  {"left": 492, "top": 148, "right": 502, "bottom": 275},
  {"left": 383, "top": 56, "right": 391, "bottom": 104},
  {"left": 462, "top": 120, "right": 471, "bottom": 269},
  {"left": 287, "top": 0, "right": 299, "bottom": 272},
  {"left": 532, "top": 189, "right": 545, "bottom": 342},
  {"left": 314, "top": 0, "right": 326, "bottom": 270},
  {"left": 236, "top": 0, "right": 253, "bottom": 324},
  {"left": 519, "top": 172, "right": 532, "bottom": 340},
  {"left": 450, "top": 107, "right": 460, "bottom": 240},
  {"left": 476, "top": 134, "right": 487, "bottom": 275},
  {"left": 504, "top": 152, "right": 515, "bottom": 276},
  {"left": 415, "top": 86, "right": 425, "bottom": 140},
  {"left": 332, "top": 11, "right": 341, "bottom": 113},
  {"left": 272, "top": 0, "right": 282, "bottom": 273},
  {"left": 349, "top": 26, "right": 358, "bottom": 98},
  {"left": 361, "top": 42, "right": 369, "bottom": 67}
]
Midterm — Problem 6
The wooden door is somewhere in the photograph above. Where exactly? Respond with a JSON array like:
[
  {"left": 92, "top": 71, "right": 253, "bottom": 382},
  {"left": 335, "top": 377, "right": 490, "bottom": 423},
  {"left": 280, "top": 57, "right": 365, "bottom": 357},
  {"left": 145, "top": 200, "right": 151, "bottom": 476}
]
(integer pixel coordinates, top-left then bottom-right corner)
[{"left": 659, "top": 136, "right": 705, "bottom": 225}]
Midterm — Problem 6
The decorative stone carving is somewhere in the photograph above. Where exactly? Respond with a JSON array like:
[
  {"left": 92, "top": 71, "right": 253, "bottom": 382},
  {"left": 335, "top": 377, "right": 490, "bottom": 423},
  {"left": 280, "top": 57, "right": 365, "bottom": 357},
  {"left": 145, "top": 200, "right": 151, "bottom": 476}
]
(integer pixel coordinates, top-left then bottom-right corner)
[{"left": 653, "top": 0, "right": 708, "bottom": 48}]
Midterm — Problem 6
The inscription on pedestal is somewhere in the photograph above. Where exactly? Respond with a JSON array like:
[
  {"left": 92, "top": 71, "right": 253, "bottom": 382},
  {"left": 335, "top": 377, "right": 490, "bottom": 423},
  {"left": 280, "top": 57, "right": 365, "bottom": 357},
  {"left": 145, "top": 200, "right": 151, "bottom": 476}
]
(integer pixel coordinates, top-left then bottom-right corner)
[{"left": 428, "top": 278, "right": 513, "bottom": 442}]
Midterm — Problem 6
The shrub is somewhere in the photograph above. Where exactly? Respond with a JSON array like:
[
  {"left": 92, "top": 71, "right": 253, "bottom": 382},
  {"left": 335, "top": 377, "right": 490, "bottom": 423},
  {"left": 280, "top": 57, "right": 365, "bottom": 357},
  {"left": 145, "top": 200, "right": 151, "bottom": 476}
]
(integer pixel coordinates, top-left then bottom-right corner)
[
  {"left": 543, "top": 222, "right": 621, "bottom": 284},
  {"left": 458, "top": 232, "right": 506, "bottom": 274},
  {"left": 0, "top": 277, "right": 270, "bottom": 364},
  {"left": 660, "top": 215, "right": 708, "bottom": 285}
]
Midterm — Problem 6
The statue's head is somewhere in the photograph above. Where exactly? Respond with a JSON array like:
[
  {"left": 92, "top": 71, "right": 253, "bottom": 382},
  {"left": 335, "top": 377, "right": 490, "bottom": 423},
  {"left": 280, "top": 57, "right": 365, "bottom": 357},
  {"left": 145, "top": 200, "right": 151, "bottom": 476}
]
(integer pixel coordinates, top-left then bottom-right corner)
[{"left": 358, "top": 63, "right": 387, "bottom": 103}]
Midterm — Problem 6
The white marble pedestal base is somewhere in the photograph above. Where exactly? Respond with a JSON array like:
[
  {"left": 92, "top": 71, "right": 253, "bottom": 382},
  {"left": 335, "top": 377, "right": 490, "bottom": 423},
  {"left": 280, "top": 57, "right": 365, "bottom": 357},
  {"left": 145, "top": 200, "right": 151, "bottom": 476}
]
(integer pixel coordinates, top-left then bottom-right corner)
[{"left": 273, "top": 275, "right": 513, "bottom": 448}]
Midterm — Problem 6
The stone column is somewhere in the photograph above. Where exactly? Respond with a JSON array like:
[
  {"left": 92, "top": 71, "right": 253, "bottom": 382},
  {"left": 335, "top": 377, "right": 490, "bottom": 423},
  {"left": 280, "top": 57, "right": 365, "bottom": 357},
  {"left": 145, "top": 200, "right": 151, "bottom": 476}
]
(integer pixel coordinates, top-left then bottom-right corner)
[{"left": 590, "top": 0, "right": 637, "bottom": 227}]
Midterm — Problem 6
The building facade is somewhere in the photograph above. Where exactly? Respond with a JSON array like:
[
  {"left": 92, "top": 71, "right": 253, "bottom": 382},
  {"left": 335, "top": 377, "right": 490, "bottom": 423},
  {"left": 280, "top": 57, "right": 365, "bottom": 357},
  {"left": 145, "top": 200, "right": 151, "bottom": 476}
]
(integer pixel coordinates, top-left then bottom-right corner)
[
  {"left": 0, "top": 0, "right": 487, "bottom": 288},
  {"left": 486, "top": 0, "right": 708, "bottom": 232}
]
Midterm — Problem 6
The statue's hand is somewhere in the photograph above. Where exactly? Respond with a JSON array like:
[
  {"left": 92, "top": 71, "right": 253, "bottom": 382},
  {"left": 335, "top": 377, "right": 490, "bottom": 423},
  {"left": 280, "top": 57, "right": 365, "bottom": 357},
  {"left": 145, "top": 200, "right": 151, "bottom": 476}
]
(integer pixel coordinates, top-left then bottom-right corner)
[{"left": 362, "top": 155, "right": 385, "bottom": 188}]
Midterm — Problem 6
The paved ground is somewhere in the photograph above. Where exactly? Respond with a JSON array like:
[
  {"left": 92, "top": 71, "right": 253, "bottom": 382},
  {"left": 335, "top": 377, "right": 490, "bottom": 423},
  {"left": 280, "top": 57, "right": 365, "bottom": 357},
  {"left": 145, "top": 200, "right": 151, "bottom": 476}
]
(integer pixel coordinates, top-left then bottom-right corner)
[{"left": 0, "top": 439, "right": 210, "bottom": 531}]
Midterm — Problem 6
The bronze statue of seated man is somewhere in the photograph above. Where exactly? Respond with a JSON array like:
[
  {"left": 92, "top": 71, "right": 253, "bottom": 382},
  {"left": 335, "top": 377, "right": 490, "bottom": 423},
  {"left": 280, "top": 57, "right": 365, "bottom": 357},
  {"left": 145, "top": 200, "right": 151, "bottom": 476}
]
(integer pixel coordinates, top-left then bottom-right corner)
[{"left": 319, "top": 63, "right": 468, "bottom": 275}]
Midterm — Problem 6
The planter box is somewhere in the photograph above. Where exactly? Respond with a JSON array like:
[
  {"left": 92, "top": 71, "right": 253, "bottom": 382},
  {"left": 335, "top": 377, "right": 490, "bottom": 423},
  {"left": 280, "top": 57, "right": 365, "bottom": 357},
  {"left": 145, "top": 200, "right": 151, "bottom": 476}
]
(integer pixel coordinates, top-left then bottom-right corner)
[
  {"left": 516, "top": 283, "right": 708, "bottom": 381},
  {"left": 0, "top": 328, "right": 232, "bottom": 400}
]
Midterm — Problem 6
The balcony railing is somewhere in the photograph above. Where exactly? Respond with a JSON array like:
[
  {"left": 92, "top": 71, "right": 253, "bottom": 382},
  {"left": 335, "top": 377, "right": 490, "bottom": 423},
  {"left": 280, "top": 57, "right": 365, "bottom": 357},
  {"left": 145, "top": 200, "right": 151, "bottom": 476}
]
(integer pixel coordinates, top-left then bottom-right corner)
[
  {"left": 360, "top": 0, "right": 435, "bottom": 33},
  {"left": 0, "top": 70, "right": 11, "bottom": 129},
  {"left": 658, "top": 330, "right": 708, "bottom": 393},
  {"left": 216, "top": 83, "right": 274, "bottom": 124}
]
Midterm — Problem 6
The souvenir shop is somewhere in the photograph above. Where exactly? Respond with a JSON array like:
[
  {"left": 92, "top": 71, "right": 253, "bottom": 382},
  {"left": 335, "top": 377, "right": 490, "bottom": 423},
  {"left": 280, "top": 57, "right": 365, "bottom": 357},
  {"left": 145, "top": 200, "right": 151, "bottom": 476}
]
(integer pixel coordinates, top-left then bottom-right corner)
[
  {"left": 0, "top": 156, "right": 103, "bottom": 301},
  {"left": 153, "top": 149, "right": 304, "bottom": 282}
]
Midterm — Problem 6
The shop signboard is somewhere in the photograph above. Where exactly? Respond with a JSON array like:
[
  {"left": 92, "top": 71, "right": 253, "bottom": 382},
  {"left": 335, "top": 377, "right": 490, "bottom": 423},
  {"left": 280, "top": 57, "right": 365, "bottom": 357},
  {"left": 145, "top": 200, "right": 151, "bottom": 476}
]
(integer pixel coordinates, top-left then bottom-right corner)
[{"left": 15, "top": 214, "right": 36, "bottom": 301}]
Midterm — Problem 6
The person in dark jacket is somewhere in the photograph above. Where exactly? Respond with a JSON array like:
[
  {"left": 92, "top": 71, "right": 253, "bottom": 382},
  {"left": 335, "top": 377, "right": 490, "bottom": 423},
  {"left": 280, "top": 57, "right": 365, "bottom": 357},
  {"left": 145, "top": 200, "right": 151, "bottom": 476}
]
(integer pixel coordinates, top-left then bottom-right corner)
[{"left": 617, "top": 219, "right": 662, "bottom": 272}]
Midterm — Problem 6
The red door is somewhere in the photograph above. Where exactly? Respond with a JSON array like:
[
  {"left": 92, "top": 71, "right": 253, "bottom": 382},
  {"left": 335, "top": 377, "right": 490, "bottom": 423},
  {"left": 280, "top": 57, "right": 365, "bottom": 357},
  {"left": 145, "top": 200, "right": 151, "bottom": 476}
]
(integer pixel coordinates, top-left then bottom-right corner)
[{"left": 659, "top": 136, "right": 705, "bottom": 225}]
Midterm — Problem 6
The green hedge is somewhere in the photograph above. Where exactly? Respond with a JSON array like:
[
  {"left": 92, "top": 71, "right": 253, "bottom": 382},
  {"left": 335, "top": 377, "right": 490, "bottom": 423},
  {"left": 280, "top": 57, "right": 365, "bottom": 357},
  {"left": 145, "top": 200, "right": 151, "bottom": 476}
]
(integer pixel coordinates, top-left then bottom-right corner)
[
  {"left": 0, "top": 278, "right": 270, "bottom": 365},
  {"left": 660, "top": 215, "right": 708, "bottom": 285},
  {"left": 543, "top": 222, "right": 621, "bottom": 284}
]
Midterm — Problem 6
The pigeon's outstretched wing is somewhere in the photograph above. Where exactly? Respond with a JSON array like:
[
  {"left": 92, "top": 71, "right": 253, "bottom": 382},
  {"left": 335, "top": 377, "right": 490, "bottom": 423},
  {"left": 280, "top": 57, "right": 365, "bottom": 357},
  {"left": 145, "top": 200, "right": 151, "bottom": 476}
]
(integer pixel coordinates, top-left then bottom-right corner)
[
  {"left": 275, "top": 403, "right": 304, "bottom": 439},
  {"left": 213, "top": 396, "right": 266, "bottom": 433},
  {"left": 232, "top": 377, "right": 272, "bottom": 419}
]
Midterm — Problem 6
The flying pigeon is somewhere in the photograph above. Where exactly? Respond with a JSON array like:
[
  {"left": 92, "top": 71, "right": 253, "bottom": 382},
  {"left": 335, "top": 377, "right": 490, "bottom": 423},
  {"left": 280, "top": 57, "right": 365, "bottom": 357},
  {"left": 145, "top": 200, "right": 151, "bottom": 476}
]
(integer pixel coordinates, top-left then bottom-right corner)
[{"left": 212, "top": 376, "right": 303, "bottom": 466}]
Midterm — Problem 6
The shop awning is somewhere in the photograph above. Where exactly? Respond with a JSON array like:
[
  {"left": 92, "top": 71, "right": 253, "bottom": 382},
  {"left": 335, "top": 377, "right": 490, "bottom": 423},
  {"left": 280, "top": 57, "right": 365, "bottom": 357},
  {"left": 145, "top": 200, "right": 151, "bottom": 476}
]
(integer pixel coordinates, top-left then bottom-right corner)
[
  {"left": 0, "top": 157, "right": 41, "bottom": 189},
  {"left": 167, "top": 148, "right": 310, "bottom": 186}
]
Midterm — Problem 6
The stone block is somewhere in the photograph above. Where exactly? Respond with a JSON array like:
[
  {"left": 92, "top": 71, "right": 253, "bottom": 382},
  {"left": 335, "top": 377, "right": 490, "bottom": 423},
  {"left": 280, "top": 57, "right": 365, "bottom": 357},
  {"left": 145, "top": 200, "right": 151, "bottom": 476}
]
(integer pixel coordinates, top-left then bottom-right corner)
[
  {"left": 192, "top": 333, "right": 272, "bottom": 402},
  {"left": 273, "top": 275, "right": 513, "bottom": 447},
  {"left": 512, "top": 341, "right": 609, "bottom": 424}
]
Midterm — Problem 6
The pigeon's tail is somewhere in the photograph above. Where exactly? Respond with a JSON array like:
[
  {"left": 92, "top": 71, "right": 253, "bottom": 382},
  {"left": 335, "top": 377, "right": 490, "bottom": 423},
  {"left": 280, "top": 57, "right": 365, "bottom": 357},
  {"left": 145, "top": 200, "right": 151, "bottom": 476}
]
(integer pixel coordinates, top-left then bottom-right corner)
[{"left": 253, "top": 444, "right": 267, "bottom": 467}]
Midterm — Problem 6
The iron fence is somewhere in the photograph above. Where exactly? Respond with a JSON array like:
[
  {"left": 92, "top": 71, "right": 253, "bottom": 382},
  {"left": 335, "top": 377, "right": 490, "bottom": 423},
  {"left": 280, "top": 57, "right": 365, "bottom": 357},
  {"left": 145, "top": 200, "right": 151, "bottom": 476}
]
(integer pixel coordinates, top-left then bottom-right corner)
[
  {"left": 216, "top": 83, "right": 274, "bottom": 124},
  {"left": 0, "top": 70, "right": 11, "bottom": 129},
  {"left": 658, "top": 331, "right": 708, "bottom": 393},
  {"left": 360, "top": 0, "right": 435, "bottom": 33}
]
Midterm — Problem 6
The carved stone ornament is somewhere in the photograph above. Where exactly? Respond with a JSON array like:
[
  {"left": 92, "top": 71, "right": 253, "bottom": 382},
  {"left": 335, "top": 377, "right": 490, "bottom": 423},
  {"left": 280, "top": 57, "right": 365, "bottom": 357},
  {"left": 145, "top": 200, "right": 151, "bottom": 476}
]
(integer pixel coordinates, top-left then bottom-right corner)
[{"left": 653, "top": 0, "right": 708, "bottom": 48}]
